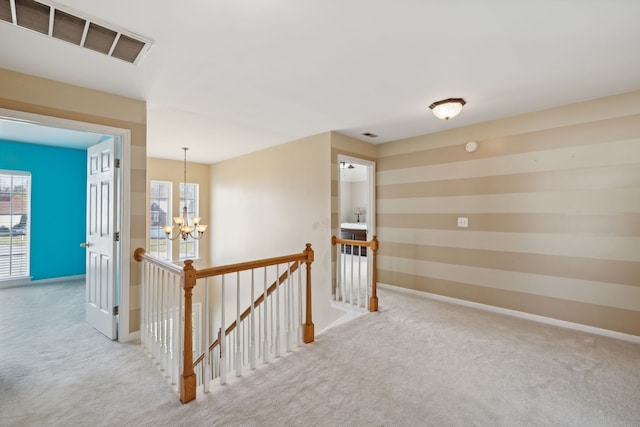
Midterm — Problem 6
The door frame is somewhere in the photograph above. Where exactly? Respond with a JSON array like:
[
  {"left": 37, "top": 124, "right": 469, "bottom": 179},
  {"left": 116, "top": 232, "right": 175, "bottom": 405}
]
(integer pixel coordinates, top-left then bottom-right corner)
[
  {"left": 336, "top": 154, "right": 376, "bottom": 308},
  {"left": 337, "top": 154, "right": 376, "bottom": 239},
  {"left": 0, "top": 108, "right": 133, "bottom": 342}
]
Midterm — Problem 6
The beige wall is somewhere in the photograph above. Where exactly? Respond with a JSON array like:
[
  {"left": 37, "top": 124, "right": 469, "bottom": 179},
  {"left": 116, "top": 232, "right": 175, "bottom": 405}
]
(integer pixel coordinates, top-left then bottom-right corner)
[
  {"left": 210, "top": 132, "right": 341, "bottom": 331},
  {"left": 341, "top": 180, "right": 368, "bottom": 224},
  {"left": 377, "top": 90, "right": 640, "bottom": 336},
  {"left": 0, "top": 68, "right": 147, "bottom": 336},
  {"left": 146, "top": 157, "right": 211, "bottom": 267}
]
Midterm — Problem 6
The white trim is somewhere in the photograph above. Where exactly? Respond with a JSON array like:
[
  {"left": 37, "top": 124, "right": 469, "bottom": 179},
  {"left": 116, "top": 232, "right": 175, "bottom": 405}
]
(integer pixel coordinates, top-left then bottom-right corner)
[
  {"left": 118, "top": 137, "right": 133, "bottom": 342},
  {"left": 378, "top": 282, "right": 640, "bottom": 345},
  {"left": 337, "top": 154, "right": 376, "bottom": 305},
  {"left": 128, "top": 330, "right": 140, "bottom": 343},
  {"left": 320, "top": 301, "right": 366, "bottom": 335},
  {"left": 0, "top": 108, "right": 133, "bottom": 343},
  {"left": 32, "top": 274, "right": 86, "bottom": 285},
  {"left": 0, "top": 274, "right": 85, "bottom": 289},
  {"left": 337, "top": 154, "right": 377, "bottom": 238}
]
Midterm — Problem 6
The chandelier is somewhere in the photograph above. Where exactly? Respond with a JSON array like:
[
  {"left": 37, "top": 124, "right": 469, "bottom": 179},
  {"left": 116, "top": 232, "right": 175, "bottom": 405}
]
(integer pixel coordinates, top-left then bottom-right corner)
[{"left": 163, "top": 147, "right": 207, "bottom": 241}]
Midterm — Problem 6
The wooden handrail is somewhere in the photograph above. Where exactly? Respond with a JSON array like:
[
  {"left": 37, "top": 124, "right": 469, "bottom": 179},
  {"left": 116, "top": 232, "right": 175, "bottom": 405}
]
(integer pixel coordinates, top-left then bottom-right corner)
[
  {"left": 134, "top": 247, "right": 183, "bottom": 275},
  {"left": 331, "top": 235, "right": 379, "bottom": 312},
  {"left": 195, "top": 252, "right": 310, "bottom": 279},
  {"left": 331, "top": 236, "right": 377, "bottom": 247}
]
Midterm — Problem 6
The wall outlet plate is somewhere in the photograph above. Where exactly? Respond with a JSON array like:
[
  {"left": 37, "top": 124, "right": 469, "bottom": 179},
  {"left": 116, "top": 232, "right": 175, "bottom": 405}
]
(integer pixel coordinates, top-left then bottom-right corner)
[{"left": 457, "top": 217, "right": 469, "bottom": 228}]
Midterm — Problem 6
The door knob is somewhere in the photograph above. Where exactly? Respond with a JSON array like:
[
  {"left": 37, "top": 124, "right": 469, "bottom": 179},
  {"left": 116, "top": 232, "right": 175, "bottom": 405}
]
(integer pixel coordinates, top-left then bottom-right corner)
[{"left": 80, "top": 242, "right": 91, "bottom": 248}]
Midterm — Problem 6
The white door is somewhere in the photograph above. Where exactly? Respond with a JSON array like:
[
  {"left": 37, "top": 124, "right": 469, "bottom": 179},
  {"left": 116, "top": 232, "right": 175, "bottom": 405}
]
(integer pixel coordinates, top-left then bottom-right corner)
[{"left": 84, "top": 138, "right": 118, "bottom": 340}]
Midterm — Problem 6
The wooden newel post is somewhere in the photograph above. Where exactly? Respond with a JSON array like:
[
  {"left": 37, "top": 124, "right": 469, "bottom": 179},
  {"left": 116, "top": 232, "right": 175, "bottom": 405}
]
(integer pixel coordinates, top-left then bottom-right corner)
[
  {"left": 180, "top": 260, "right": 197, "bottom": 404},
  {"left": 369, "top": 236, "right": 379, "bottom": 312},
  {"left": 302, "top": 243, "right": 315, "bottom": 343}
]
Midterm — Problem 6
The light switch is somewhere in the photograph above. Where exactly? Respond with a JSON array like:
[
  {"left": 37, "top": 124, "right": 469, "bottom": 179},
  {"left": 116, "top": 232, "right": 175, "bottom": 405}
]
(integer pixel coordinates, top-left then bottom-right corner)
[{"left": 457, "top": 217, "right": 469, "bottom": 228}]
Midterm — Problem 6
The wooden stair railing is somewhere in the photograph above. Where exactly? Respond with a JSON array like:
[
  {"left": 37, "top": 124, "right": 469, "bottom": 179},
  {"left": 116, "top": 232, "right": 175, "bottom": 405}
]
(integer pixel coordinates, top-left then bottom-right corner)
[
  {"left": 134, "top": 243, "right": 315, "bottom": 404},
  {"left": 192, "top": 260, "right": 301, "bottom": 368},
  {"left": 331, "top": 235, "right": 378, "bottom": 312}
]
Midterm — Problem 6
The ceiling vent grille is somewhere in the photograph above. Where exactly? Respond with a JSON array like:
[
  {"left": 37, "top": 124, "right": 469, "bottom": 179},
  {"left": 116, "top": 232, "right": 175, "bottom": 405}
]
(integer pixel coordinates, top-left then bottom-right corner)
[
  {"left": 361, "top": 132, "right": 379, "bottom": 138},
  {"left": 0, "top": 0, "right": 152, "bottom": 64}
]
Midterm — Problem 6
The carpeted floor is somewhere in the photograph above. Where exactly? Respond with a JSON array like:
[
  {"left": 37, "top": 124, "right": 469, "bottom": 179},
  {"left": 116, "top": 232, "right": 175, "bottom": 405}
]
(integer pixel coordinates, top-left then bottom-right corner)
[{"left": 1, "top": 280, "right": 639, "bottom": 426}]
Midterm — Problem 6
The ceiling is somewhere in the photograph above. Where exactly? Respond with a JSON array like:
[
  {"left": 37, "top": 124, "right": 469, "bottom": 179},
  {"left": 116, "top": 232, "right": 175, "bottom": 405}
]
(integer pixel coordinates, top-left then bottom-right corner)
[{"left": 1, "top": 0, "right": 640, "bottom": 164}]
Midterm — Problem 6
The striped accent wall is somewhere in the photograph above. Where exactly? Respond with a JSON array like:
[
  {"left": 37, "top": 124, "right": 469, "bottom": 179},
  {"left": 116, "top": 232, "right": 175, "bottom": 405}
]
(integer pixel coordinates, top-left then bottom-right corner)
[{"left": 376, "top": 99, "right": 640, "bottom": 336}]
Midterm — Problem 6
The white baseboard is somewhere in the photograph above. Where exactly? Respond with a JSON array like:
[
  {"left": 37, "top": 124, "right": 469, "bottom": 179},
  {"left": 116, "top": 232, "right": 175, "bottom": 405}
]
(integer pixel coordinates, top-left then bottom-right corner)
[
  {"left": 122, "top": 330, "right": 140, "bottom": 343},
  {"left": 319, "top": 300, "right": 367, "bottom": 335},
  {"left": 0, "top": 274, "right": 85, "bottom": 289},
  {"left": 378, "top": 283, "right": 640, "bottom": 345}
]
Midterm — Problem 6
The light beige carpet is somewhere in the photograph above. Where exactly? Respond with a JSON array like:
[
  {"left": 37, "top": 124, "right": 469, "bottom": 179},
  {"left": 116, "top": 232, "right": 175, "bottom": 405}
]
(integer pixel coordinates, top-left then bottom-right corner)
[{"left": 1, "top": 280, "right": 639, "bottom": 426}]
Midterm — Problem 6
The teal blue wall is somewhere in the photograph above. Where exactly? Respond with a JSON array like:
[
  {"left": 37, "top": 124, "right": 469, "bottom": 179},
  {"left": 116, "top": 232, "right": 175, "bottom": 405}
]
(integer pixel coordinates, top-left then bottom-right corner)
[{"left": 0, "top": 140, "right": 86, "bottom": 280}]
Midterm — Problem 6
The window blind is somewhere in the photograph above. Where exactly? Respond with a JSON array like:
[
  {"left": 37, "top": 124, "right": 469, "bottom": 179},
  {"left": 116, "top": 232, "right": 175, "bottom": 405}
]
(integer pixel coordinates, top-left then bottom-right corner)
[{"left": 0, "top": 171, "right": 31, "bottom": 280}]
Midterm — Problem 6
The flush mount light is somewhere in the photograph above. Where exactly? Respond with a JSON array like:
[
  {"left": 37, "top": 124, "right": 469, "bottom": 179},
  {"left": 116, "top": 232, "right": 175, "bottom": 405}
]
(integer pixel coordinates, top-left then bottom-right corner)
[{"left": 429, "top": 98, "right": 466, "bottom": 120}]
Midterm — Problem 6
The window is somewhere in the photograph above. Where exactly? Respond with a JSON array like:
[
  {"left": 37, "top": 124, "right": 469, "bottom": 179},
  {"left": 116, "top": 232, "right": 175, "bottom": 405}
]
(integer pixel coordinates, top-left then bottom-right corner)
[
  {"left": 149, "top": 181, "right": 171, "bottom": 260},
  {"left": 0, "top": 171, "right": 31, "bottom": 280},
  {"left": 179, "top": 183, "right": 199, "bottom": 260}
]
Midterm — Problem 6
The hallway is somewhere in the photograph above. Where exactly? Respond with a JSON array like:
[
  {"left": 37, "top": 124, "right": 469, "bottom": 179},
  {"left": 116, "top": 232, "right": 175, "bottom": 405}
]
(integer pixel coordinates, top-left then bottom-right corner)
[{"left": 2, "top": 280, "right": 640, "bottom": 426}]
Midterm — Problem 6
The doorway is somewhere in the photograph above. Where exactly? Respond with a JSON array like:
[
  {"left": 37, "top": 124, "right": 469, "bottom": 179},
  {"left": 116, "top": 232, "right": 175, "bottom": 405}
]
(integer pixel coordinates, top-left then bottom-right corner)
[
  {"left": 336, "top": 155, "right": 376, "bottom": 309},
  {"left": 338, "top": 155, "right": 376, "bottom": 240},
  {"left": 0, "top": 108, "right": 132, "bottom": 341}
]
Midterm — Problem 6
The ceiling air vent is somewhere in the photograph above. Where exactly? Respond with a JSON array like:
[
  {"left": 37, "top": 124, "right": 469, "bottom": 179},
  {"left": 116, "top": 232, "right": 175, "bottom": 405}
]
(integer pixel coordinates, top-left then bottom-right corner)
[
  {"left": 361, "top": 132, "right": 379, "bottom": 138},
  {"left": 0, "top": 0, "right": 153, "bottom": 64}
]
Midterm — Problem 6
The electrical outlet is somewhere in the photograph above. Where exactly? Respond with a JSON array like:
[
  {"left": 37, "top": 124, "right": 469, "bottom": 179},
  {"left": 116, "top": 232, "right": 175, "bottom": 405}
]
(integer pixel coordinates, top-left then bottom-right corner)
[{"left": 457, "top": 217, "right": 469, "bottom": 228}]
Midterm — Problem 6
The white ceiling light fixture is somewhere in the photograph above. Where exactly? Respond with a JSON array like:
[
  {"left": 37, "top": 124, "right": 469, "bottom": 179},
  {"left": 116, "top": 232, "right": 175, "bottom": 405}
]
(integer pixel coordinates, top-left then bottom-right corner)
[{"left": 429, "top": 98, "right": 466, "bottom": 120}]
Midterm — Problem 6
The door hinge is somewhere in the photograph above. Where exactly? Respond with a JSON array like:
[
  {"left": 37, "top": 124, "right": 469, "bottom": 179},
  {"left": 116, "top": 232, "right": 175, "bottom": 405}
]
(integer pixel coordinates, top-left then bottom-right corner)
[
  {"left": 113, "top": 306, "right": 119, "bottom": 316},
  {"left": 114, "top": 158, "right": 121, "bottom": 168},
  {"left": 114, "top": 231, "right": 120, "bottom": 242}
]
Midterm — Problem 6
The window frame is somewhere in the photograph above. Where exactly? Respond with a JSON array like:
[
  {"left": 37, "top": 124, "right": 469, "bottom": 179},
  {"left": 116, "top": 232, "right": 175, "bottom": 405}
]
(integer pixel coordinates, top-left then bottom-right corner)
[
  {"left": 0, "top": 170, "right": 31, "bottom": 281},
  {"left": 179, "top": 182, "right": 199, "bottom": 261},
  {"left": 149, "top": 180, "right": 172, "bottom": 260}
]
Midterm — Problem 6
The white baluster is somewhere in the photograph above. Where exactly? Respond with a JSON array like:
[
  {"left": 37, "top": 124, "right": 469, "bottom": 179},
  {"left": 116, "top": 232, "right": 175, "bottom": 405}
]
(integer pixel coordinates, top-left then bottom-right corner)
[
  {"left": 350, "top": 246, "right": 355, "bottom": 306},
  {"left": 257, "top": 304, "right": 262, "bottom": 359},
  {"left": 297, "top": 263, "right": 302, "bottom": 346},
  {"left": 270, "top": 272, "right": 275, "bottom": 355},
  {"left": 203, "top": 277, "right": 210, "bottom": 393},
  {"left": 357, "top": 247, "right": 362, "bottom": 308},
  {"left": 171, "top": 273, "right": 178, "bottom": 385},
  {"left": 341, "top": 249, "right": 346, "bottom": 304},
  {"left": 152, "top": 265, "right": 159, "bottom": 361},
  {"left": 220, "top": 275, "right": 226, "bottom": 385},
  {"left": 235, "top": 272, "right": 242, "bottom": 377},
  {"left": 178, "top": 275, "right": 184, "bottom": 392},
  {"left": 286, "top": 263, "right": 292, "bottom": 352},
  {"left": 262, "top": 267, "right": 269, "bottom": 364},
  {"left": 141, "top": 263, "right": 147, "bottom": 349},
  {"left": 275, "top": 263, "right": 281, "bottom": 358},
  {"left": 160, "top": 270, "right": 167, "bottom": 373},
  {"left": 167, "top": 270, "right": 172, "bottom": 371},
  {"left": 250, "top": 269, "right": 256, "bottom": 370}
]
